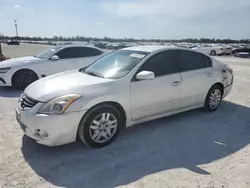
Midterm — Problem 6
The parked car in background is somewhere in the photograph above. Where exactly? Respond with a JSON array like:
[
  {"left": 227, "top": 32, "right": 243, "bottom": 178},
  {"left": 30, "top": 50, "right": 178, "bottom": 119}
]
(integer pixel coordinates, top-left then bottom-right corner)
[
  {"left": 0, "top": 45, "right": 106, "bottom": 90},
  {"left": 220, "top": 44, "right": 233, "bottom": 55},
  {"left": 16, "top": 46, "right": 234, "bottom": 148},
  {"left": 7, "top": 40, "right": 20, "bottom": 45},
  {"left": 231, "top": 44, "right": 250, "bottom": 57},
  {"left": 192, "top": 44, "right": 224, "bottom": 56}
]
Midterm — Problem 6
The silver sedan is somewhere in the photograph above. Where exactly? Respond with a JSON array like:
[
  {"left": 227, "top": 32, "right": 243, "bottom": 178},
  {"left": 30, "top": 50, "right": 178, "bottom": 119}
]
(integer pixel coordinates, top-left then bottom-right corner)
[{"left": 16, "top": 46, "right": 233, "bottom": 148}]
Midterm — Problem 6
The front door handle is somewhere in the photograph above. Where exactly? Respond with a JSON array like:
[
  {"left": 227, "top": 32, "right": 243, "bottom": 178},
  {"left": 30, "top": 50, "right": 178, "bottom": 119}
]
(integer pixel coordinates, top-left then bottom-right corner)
[{"left": 172, "top": 81, "right": 181, "bottom": 86}]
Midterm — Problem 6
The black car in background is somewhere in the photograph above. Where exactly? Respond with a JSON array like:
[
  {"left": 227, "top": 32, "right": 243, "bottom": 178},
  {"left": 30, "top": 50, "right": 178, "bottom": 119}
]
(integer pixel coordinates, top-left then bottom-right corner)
[
  {"left": 7, "top": 40, "right": 20, "bottom": 45},
  {"left": 232, "top": 44, "right": 250, "bottom": 57}
]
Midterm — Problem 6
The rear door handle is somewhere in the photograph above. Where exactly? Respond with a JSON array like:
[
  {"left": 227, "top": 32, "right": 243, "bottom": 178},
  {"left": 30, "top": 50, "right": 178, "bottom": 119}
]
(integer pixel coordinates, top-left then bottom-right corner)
[{"left": 172, "top": 81, "right": 181, "bottom": 86}]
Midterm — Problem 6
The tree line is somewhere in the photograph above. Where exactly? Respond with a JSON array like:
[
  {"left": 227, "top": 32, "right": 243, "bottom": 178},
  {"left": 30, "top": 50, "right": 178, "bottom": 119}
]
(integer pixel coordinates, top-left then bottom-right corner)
[{"left": 0, "top": 34, "right": 249, "bottom": 44}]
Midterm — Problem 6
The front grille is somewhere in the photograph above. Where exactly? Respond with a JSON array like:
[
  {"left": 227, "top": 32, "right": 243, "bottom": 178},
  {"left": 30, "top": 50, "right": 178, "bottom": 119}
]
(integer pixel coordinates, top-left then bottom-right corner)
[{"left": 20, "top": 94, "right": 39, "bottom": 109}]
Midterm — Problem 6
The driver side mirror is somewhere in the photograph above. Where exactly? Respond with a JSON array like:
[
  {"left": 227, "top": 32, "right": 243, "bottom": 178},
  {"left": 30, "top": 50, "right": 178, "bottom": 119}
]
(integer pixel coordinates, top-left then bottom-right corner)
[
  {"left": 51, "top": 55, "right": 59, "bottom": 60},
  {"left": 136, "top": 71, "right": 155, "bottom": 80}
]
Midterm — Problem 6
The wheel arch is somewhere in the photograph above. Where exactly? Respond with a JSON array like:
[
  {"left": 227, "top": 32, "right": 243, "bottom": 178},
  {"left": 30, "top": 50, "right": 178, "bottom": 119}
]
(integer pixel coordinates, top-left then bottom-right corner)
[
  {"left": 80, "top": 101, "right": 127, "bottom": 130},
  {"left": 211, "top": 82, "right": 224, "bottom": 97},
  {"left": 210, "top": 50, "right": 216, "bottom": 55}
]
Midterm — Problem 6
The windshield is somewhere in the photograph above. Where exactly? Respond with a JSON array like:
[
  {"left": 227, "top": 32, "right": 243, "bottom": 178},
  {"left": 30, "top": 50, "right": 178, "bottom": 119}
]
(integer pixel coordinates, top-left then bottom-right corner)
[
  {"left": 35, "top": 46, "right": 62, "bottom": 59},
  {"left": 83, "top": 50, "right": 149, "bottom": 79}
]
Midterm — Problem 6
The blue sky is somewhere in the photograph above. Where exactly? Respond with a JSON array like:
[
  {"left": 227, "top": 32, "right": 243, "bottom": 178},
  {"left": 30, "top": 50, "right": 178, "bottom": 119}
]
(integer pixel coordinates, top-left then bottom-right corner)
[{"left": 0, "top": 0, "right": 250, "bottom": 39}]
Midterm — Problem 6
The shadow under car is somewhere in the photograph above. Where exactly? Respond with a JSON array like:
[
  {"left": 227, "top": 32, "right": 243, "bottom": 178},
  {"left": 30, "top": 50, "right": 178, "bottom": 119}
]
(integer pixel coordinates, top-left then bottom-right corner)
[{"left": 21, "top": 101, "right": 250, "bottom": 188}]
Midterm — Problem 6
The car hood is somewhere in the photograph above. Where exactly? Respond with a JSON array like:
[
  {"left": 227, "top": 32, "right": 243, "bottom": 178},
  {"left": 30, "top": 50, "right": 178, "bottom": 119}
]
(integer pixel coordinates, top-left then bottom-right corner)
[
  {"left": 0, "top": 56, "right": 42, "bottom": 67},
  {"left": 24, "top": 70, "right": 114, "bottom": 102}
]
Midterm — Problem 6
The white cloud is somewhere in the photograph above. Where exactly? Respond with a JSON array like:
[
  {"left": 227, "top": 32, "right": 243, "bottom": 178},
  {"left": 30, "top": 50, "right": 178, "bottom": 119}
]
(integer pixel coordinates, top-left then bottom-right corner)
[
  {"left": 100, "top": 0, "right": 250, "bottom": 19},
  {"left": 14, "top": 5, "right": 21, "bottom": 9},
  {"left": 98, "top": 0, "right": 250, "bottom": 39},
  {"left": 97, "top": 22, "right": 105, "bottom": 26},
  {"left": 0, "top": 12, "right": 5, "bottom": 16}
]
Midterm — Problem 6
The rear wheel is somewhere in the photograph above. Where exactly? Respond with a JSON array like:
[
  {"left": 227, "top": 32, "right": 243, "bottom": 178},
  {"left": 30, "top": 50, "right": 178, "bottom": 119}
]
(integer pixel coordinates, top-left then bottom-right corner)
[
  {"left": 204, "top": 85, "right": 223, "bottom": 112},
  {"left": 210, "top": 50, "right": 216, "bottom": 56},
  {"left": 78, "top": 104, "right": 122, "bottom": 148},
  {"left": 12, "top": 69, "right": 38, "bottom": 90},
  {"left": 234, "top": 51, "right": 239, "bottom": 57}
]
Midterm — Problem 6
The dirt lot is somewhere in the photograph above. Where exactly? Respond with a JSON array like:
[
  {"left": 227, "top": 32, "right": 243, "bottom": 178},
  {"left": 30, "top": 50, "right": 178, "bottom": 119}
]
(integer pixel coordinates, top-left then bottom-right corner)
[
  {"left": 2, "top": 43, "right": 51, "bottom": 58},
  {"left": 0, "top": 44, "right": 250, "bottom": 188}
]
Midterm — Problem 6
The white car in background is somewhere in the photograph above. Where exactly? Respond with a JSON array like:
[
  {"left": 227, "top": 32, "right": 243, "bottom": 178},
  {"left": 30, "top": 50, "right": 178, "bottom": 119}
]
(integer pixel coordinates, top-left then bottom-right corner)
[
  {"left": 0, "top": 45, "right": 106, "bottom": 90},
  {"left": 16, "top": 46, "right": 233, "bottom": 148},
  {"left": 192, "top": 44, "right": 224, "bottom": 56}
]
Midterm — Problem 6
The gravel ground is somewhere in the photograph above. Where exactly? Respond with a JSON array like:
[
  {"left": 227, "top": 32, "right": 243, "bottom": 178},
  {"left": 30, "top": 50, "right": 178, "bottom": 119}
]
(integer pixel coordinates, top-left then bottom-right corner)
[{"left": 0, "top": 44, "right": 250, "bottom": 188}]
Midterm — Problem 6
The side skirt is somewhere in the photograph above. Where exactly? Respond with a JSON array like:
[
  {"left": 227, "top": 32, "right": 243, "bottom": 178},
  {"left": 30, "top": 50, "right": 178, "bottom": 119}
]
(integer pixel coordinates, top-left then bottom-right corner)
[{"left": 126, "top": 104, "right": 203, "bottom": 128}]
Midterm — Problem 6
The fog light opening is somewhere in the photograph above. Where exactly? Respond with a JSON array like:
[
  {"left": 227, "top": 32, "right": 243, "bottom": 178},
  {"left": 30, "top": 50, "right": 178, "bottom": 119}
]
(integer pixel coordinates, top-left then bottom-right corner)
[
  {"left": 39, "top": 131, "right": 49, "bottom": 138},
  {"left": 35, "top": 129, "right": 49, "bottom": 138}
]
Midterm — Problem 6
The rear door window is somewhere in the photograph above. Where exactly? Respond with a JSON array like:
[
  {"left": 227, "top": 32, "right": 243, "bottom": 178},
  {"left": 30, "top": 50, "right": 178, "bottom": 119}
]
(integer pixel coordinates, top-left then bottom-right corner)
[
  {"left": 76, "top": 47, "right": 103, "bottom": 57},
  {"left": 179, "top": 50, "right": 207, "bottom": 72},
  {"left": 55, "top": 47, "right": 78, "bottom": 59}
]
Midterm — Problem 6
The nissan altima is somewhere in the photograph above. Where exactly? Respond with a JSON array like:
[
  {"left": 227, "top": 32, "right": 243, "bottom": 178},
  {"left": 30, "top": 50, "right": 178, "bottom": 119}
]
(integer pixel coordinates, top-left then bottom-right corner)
[{"left": 16, "top": 46, "right": 233, "bottom": 148}]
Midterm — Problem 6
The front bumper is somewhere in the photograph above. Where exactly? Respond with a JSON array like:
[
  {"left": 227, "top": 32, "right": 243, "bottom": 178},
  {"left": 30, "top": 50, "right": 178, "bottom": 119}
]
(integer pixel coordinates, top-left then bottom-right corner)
[{"left": 16, "top": 107, "right": 87, "bottom": 146}]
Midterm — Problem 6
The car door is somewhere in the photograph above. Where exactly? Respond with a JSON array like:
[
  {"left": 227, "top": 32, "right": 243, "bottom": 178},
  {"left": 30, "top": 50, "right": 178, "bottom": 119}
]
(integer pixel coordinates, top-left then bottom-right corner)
[
  {"left": 130, "top": 50, "right": 182, "bottom": 121},
  {"left": 54, "top": 47, "right": 83, "bottom": 73},
  {"left": 202, "top": 45, "right": 210, "bottom": 54},
  {"left": 196, "top": 45, "right": 208, "bottom": 54},
  {"left": 179, "top": 50, "right": 214, "bottom": 108},
  {"left": 39, "top": 47, "right": 81, "bottom": 76}
]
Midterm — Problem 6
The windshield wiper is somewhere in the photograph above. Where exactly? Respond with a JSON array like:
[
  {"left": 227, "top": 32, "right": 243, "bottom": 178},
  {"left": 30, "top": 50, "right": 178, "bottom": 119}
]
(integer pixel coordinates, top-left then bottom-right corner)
[{"left": 85, "top": 71, "right": 104, "bottom": 78}]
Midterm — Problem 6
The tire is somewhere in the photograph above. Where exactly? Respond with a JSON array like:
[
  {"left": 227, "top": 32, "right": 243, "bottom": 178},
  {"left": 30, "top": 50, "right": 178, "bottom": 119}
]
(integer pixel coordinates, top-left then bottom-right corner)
[
  {"left": 210, "top": 50, "right": 216, "bottom": 56},
  {"left": 12, "top": 69, "right": 39, "bottom": 90},
  {"left": 78, "top": 104, "right": 122, "bottom": 148},
  {"left": 234, "top": 51, "right": 239, "bottom": 57},
  {"left": 204, "top": 85, "right": 223, "bottom": 112}
]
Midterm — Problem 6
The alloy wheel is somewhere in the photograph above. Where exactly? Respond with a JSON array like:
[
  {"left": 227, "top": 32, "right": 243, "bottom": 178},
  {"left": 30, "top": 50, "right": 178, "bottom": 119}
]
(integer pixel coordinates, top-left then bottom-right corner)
[
  {"left": 209, "top": 89, "right": 221, "bottom": 109},
  {"left": 89, "top": 113, "right": 118, "bottom": 143}
]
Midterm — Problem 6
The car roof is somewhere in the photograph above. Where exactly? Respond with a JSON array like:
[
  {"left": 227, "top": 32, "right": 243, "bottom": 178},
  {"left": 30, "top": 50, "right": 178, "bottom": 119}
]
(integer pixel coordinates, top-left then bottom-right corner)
[
  {"left": 54, "top": 44, "right": 103, "bottom": 51},
  {"left": 120, "top": 45, "right": 189, "bottom": 53},
  {"left": 120, "top": 45, "right": 213, "bottom": 58}
]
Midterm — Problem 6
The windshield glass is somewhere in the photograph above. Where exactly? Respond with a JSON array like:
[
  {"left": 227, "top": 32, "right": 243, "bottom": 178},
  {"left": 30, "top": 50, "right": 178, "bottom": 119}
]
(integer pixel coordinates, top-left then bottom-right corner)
[
  {"left": 35, "top": 46, "right": 62, "bottom": 59},
  {"left": 83, "top": 50, "right": 149, "bottom": 79}
]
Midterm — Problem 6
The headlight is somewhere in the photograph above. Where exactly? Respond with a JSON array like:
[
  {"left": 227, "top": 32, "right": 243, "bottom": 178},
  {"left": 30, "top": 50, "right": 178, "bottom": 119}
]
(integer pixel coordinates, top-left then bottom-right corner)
[
  {"left": 0, "top": 67, "right": 11, "bottom": 73},
  {"left": 37, "top": 94, "right": 81, "bottom": 115}
]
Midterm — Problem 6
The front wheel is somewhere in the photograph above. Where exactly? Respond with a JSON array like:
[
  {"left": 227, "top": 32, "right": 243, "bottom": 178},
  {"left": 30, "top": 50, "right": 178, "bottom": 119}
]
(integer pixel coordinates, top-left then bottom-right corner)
[
  {"left": 12, "top": 69, "right": 39, "bottom": 90},
  {"left": 78, "top": 104, "right": 122, "bottom": 148},
  {"left": 204, "top": 85, "right": 223, "bottom": 112}
]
